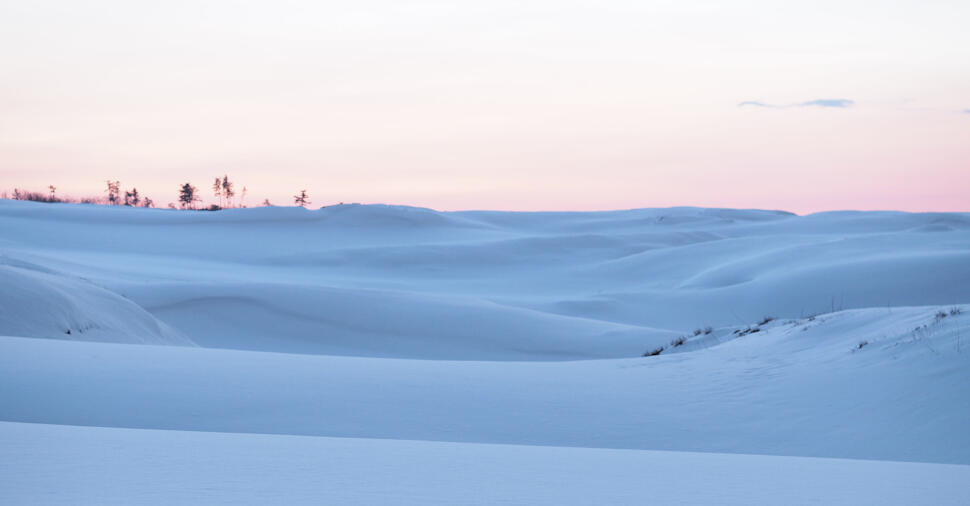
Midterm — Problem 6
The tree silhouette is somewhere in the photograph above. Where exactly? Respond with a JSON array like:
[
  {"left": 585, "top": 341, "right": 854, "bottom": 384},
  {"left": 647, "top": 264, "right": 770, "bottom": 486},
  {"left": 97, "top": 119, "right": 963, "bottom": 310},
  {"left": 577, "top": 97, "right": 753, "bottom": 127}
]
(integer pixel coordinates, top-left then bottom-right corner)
[
  {"left": 178, "top": 183, "right": 200, "bottom": 209},
  {"left": 105, "top": 180, "right": 120, "bottom": 205},
  {"left": 212, "top": 177, "right": 222, "bottom": 207},
  {"left": 222, "top": 175, "right": 235, "bottom": 208},
  {"left": 48, "top": 185, "right": 57, "bottom": 201},
  {"left": 294, "top": 190, "right": 310, "bottom": 207},
  {"left": 124, "top": 188, "right": 140, "bottom": 206}
]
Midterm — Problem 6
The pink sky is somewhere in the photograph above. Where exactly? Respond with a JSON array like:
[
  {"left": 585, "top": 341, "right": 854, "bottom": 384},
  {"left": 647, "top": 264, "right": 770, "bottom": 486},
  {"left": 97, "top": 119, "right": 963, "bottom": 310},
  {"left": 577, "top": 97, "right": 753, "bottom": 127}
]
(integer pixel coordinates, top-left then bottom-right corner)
[{"left": 2, "top": 1, "right": 968, "bottom": 213}]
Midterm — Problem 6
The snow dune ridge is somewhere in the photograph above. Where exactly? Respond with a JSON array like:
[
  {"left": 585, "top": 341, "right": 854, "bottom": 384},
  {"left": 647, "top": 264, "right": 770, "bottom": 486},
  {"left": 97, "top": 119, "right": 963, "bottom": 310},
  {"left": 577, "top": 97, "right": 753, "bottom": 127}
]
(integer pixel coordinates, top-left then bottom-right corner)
[{"left": 2, "top": 199, "right": 969, "bottom": 503}]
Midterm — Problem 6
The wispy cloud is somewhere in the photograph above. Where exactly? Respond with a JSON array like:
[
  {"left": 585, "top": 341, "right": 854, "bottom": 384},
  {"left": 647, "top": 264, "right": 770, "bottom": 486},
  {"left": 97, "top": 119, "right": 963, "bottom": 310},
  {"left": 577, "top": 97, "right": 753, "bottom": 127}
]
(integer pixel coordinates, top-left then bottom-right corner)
[
  {"left": 798, "top": 99, "right": 853, "bottom": 108},
  {"left": 963, "top": 108, "right": 970, "bottom": 114},
  {"left": 738, "top": 98, "right": 854, "bottom": 109}
]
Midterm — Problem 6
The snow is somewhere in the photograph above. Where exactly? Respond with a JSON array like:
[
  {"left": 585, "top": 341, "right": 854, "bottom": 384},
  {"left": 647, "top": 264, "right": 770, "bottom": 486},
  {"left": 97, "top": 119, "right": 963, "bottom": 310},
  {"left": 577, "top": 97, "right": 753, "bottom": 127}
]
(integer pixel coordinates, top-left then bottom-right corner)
[
  {"left": 3, "top": 422, "right": 969, "bottom": 506},
  {"left": 3, "top": 201, "right": 968, "bottom": 353},
  {"left": 1, "top": 199, "right": 969, "bottom": 503},
  {"left": 2, "top": 306, "right": 968, "bottom": 463},
  {"left": 0, "top": 257, "right": 192, "bottom": 346}
]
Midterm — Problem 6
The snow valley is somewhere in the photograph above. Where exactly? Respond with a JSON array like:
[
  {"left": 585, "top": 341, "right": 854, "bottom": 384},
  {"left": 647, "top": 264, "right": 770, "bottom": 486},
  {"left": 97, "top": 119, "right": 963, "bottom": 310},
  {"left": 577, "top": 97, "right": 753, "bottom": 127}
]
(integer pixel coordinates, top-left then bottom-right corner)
[{"left": 1, "top": 200, "right": 969, "bottom": 505}]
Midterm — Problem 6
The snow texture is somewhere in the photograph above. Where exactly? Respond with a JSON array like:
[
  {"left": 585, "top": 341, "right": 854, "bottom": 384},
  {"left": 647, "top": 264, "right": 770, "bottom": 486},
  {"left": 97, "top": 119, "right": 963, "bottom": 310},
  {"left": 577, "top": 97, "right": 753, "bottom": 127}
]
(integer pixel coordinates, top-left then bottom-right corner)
[
  {"left": 3, "top": 421, "right": 968, "bottom": 506},
  {"left": 1, "top": 199, "right": 968, "bottom": 504}
]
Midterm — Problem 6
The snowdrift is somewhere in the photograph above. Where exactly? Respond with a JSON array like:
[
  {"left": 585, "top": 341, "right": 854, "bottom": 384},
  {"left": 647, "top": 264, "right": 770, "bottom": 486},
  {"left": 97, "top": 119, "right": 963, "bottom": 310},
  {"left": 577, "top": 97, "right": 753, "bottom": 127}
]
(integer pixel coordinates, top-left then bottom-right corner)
[
  {"left": 0, "top": 257, "right": 192, "bottom": 346},
  {"left": 2, "top": 199, "right": 969, "bottom": 504},
  {"left": 140, "top": 282, "right": 675, "bottom": 359},
  {"left": 2, "top": 305, "right": 967, "bottom": 463},
  {"left": 2, "top": 200, "right": 968, "bottom": 358}
]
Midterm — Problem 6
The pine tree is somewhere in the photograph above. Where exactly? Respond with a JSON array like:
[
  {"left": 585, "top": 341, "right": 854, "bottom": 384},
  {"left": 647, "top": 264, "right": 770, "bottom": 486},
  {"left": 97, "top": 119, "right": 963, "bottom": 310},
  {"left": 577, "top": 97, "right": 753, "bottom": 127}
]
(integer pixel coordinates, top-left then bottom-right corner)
[
  {"left": 105, "top": 180, "right": 121, "bottom": 205},
  {"left": 124, "top": 188, "right": 140, "bottom": 206},
  {"left": 178, "top": 183, "right": 199, "bottom": 209},
  {"left": 48, "top": 185, "right": 56, "bottom": 202},
  {"left": 222, "top": 175, "right": 235, "bottom": 208},
  {"left": 294, "top": 190, "right": 310, "bottom": 207},
  {"left": 213, "top": 177, "right": 223, "bottom": 208}
]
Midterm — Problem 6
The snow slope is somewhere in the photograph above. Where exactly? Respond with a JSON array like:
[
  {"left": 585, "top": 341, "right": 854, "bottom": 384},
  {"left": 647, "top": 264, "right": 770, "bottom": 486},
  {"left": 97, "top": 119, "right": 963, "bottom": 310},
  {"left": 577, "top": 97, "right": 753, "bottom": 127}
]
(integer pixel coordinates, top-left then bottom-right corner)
[
  {"left": 2, "top": 305, "right": 968, "bottom": 464},
  {"left": 0, "top": 257, "right": 192, "bottom": 346},
  {"left": 2, "top": 200, "right": 968, "bottom": 356},
  {"left": 3, "top": 422, "right": 968, "bottom": 506},
  {"left": 1, "top": 199, "right": 969, "bottom": 503}
]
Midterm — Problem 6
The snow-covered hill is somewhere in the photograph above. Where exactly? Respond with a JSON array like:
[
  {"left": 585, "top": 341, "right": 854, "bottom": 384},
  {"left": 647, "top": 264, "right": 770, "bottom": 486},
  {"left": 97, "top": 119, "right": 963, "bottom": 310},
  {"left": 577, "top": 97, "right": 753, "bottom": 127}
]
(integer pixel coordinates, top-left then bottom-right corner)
[
  {"left": 3, "top": 200, "right": 968, "bottom": 356},
  {"left": 1, "top": 199, "right": 968, "bottom": 504},
  {"left": 0, "top": 257, "right": 192, "bottom": 345},
  {"left": 3, "top": 305, "right": 967, "bottom": 463}
]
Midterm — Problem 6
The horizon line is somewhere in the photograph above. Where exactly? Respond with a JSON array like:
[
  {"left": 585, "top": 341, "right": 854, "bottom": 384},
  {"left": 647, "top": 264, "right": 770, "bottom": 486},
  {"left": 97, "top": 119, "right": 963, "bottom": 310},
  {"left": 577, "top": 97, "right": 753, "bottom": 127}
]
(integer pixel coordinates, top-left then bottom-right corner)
[{"left": 4, "top": 197, "right": 970, "bottom": 217}]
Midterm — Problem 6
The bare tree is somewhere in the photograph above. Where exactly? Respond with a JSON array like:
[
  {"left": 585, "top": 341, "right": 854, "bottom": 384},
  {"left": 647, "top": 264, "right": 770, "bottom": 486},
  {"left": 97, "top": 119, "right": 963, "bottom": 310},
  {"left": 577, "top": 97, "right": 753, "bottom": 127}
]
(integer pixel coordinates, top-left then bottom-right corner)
[{"left": 293, "top": 190, "right": 310, "bottom": 207}]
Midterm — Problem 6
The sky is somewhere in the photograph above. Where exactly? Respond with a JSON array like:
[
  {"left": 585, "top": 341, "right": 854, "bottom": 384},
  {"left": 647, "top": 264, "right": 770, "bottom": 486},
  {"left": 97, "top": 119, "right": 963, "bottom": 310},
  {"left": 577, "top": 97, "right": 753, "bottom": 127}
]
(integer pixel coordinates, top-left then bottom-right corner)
[{"left": 1, "top": 0, "right": 968, "bottom": 213}]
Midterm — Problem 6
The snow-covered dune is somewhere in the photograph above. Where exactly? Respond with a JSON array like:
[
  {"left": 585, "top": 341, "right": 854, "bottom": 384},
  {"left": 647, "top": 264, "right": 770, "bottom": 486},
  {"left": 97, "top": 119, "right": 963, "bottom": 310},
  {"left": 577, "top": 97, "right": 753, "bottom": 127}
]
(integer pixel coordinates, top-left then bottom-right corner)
[
  {"left": 2, "top": 200, "right": 968, "bottom": 356},
  {"left": 0, "top": 257, "right": 192, "bottom": 345},
  {"left": 2, "top": 305, "right": 967, "bottom": 463},
  {"left": 141, "top": 282, "right": 675, "bottom": 359},
  {"left": 1, "top": 199, "right": 969, "bottom": 503}
]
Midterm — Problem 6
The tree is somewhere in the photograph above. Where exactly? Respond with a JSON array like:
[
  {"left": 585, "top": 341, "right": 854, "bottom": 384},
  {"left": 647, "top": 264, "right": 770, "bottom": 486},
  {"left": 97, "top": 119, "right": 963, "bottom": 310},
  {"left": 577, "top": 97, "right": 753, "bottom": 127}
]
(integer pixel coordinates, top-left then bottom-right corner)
[
  {"left": 212, "top": 177, "right": 223, "bottom": 207},
  {"left": 178, "top": 183, "right": 200, "bottom": 209},
  {"left": 222, "top": 175, "right": 235, "bottom": 208},
  {"left": 142, "top": 197, "right": 154, "bottom": 208},
  {"left": 105, "top": 180, "right": 121, "bottom": 205},
  {"left": 262, "top": 198, "right": 272, "bottom": 206},
  {"left": 294, "top": 190, "right": 310, "bottom": 207},
  {"left": 124, "top": 188, "right": 140, "bottom": 206},
  {"left": 48, "top": 185, "right": 57, "bottom": 201}
]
